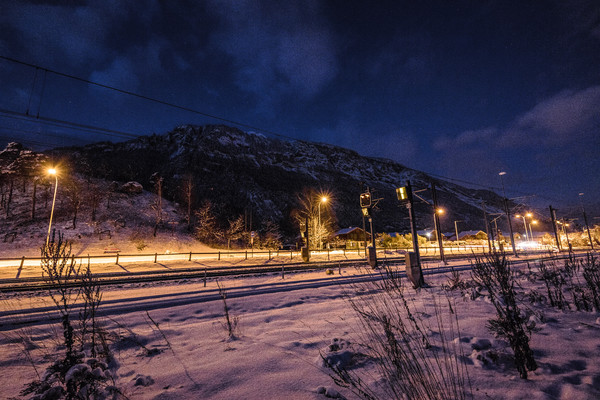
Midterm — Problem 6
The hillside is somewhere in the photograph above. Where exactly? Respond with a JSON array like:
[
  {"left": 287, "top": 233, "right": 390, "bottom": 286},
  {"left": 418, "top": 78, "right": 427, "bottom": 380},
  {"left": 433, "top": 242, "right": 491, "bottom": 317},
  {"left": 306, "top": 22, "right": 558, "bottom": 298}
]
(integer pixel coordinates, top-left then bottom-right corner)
[{"left": 49, "top": 124, "right": 509, "bottom": 236}]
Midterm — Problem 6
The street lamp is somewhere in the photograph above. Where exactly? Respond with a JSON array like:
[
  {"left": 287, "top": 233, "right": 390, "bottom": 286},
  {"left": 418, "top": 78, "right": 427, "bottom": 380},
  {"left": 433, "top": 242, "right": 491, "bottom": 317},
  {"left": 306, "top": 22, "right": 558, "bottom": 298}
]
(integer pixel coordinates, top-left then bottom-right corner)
[
  {"left": 530, "top": 220, "right": 538, "bottom": 242},
  {"left": 318, "top": 196, "right": 328, "bottom": 250},
  {"left": 46, "top": 167, "right": 58, "bottom": 248},
  {"left": 499, "top": 172, "right": 517, "bottom": 256},
  {"left": 515, "top": 214, "right": 528, "bottom": 241},
  {"left": 454, "top": 220, "right": 463, "bottom": 246},
  {"left": 432, "top": 207, "right": 446, "bottom": 263}
]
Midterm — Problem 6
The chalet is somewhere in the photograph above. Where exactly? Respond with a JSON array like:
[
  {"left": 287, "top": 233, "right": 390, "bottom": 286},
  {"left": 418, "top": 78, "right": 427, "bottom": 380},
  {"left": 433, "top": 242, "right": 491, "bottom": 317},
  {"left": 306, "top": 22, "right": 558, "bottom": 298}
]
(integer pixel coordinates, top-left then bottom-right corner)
[{"left": 332, "top": 227, "right": 370, "bottom": 248}]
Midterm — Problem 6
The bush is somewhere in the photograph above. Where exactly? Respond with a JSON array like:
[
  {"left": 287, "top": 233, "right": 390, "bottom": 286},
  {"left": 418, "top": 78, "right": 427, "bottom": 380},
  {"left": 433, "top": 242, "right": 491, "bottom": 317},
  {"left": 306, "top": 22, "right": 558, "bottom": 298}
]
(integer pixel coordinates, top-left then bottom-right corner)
[
  {"left": 471, "top": 253, "right": 537, "bottom": 379},
  {"left": 323, "top": 265, "right": 472, "bottom": 399},
  {"left": 20, "top": 230, "right": 123, "bottom": 399}
]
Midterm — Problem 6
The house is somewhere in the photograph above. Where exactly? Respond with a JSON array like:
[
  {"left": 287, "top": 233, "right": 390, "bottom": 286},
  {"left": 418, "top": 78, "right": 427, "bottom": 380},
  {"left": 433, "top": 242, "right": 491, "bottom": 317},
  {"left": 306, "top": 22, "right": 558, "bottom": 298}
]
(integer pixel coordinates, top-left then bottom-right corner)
[
  {"left": 456, "top": 230, "right": 488, "bottom": 241},
  {"left": 332, "top": 227, "right": 370, "bottom": 248}
]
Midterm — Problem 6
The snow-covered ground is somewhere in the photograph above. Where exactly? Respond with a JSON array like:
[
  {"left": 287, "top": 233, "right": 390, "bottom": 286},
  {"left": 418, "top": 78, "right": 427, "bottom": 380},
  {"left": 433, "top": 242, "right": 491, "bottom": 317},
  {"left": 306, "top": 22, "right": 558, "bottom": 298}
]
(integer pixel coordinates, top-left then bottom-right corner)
[{"left": 1, "top": 256, "right": 600, "bottom": 399}]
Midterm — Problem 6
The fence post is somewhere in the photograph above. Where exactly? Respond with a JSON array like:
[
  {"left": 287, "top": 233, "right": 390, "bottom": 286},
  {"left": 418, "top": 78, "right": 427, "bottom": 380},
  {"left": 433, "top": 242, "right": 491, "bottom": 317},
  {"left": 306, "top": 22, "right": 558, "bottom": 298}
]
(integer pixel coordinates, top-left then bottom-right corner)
[
  {"left": 218, "top": 251, "right": 221, "bottom": 261},
  {"left": 327, "top": 248, "right": 330, "bottom": 261},
  {"left": 116, "top": 253, "right": 119, "bottom": 264},
  {"left": 189, "top": 251, "right": 192, "bottom": 261},
  {"left": 204, "top": 268, "right": 207, "bottom": 287},
  {"left": 290, "top": 250, "right": 293, "bottom": 260},
  {"left": 16, "top": 256, "right": 25, "bottom": 278},
  {"left": 245, "top": 250, "right": 248, "bottom": 260},
  {"left": 269, "top": 250, "right": 271, "bottom": 260},
  {"left": 281, "top": 265, "right": 285, "bottom": 279},
  {"left": 154, "top": 252, "right": 157, "bottom": 263}
]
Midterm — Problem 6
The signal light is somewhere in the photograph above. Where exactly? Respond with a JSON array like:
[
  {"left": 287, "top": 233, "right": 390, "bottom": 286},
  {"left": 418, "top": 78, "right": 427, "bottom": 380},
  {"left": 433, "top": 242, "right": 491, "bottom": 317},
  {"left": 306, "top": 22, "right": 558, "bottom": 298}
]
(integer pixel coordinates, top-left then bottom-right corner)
[
  {"left": 396, "top": 186, "right": 408, "bottom": 202},
  {"left": 360, "top": 192, "right": 372, "bottom": 208}
]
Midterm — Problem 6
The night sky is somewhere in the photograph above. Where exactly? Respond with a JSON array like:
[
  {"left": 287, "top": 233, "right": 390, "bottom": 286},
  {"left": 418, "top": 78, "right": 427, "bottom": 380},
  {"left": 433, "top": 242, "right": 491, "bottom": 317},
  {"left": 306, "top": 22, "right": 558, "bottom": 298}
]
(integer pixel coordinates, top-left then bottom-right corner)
[{"left": 1, "top": 1, "right": 599, "bottom": 211}]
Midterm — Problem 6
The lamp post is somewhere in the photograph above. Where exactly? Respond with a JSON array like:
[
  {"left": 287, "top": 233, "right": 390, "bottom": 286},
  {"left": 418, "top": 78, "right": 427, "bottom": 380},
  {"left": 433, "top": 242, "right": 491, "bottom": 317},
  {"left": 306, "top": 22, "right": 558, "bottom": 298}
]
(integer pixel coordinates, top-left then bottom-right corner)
[
  {"left": 499, "top": 172, "right": 517, "bottom": 256},
  {"left": 46, "top": 168, "right": 58, "bottom": 248},
  {"left": 529, "top": 220, "right": 538, "bottom": 242},
  {"left": 563, "top": 220, "right": 572, "bottom": 252},
  {"left": 454, "top": 220, "right": 462, "bottom": 246},
  {"left": 515, "top": 214, "right": 528, "bottom": 241},
  {"left": 579, "top": 193, "right": 594, "bottom": 250},
  {"left": 318, "top": 196, "right": 328, "bottom": 250},
  {"left": 433, "top": 207, "right": 446, "bottom": 263}
]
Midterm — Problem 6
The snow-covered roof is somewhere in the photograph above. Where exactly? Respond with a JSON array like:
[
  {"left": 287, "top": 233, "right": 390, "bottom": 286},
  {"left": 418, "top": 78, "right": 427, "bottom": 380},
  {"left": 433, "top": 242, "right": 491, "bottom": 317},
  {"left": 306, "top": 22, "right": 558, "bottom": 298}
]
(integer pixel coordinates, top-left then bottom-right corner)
[{"left": 334, "top": 227, "right": 364, "bottom": 236}]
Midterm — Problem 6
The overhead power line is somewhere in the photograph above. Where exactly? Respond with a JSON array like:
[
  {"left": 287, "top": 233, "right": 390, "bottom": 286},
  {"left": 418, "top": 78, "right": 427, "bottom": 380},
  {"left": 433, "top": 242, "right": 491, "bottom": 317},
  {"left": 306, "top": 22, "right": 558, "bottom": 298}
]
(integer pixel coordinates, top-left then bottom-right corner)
[
  {"left": 0, "top": 55, "right": 575, "bottom": 208},
  {"left": 0, "top": 108, "right": 140, "bottom": 141},
  {"left": 0, "top": 55, "right": 298, "bottom": 142}
]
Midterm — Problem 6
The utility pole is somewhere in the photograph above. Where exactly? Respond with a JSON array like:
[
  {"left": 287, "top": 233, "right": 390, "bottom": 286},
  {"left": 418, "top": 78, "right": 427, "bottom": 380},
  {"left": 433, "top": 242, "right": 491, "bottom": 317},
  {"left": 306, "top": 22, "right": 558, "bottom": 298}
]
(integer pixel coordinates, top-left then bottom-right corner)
[
  {"left": 454, "top": 219, "right": 463, "bottom": 246},
  {"left": 579, "top": 193, "right": 594, "bottom": 250},
  {"left": 360, "top": 189, "right": 377, "bottom": 268},
  {"left": 430, "top": 182, "right": 446, "bottom": 264},
  {"left": 401, "top": 181, "right": 424, "bottom": 287},
  {"left": 498, "top": 172, "right": 517, "bottom": 257},
  {"left": 481, "top": 201, "right": 492, "bottom": 252},
  {"left": 549, "top": 205, "right": 562, "bottom": 251}
]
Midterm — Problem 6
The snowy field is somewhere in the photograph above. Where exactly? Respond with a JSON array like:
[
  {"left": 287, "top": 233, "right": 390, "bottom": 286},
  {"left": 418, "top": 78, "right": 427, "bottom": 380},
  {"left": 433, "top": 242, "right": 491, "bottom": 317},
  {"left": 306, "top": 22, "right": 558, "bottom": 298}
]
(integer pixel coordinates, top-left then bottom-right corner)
[{"left": 1, "top": 256, "right": 600, "bottom": 399}]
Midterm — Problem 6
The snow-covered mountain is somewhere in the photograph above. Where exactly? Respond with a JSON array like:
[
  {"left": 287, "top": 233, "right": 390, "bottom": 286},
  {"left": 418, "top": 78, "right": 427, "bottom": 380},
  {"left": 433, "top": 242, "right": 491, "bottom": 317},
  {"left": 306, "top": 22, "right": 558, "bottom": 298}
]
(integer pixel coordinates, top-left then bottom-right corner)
[{"left": 50, "top": 124, "right": 509, "bottom": 236}]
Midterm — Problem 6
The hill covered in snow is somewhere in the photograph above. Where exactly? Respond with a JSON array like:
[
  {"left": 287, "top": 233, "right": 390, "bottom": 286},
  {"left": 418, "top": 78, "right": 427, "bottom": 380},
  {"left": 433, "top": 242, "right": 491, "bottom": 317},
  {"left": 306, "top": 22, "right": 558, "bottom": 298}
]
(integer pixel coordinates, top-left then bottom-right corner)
[{"left": 49, "top": 124, "right": 511, "bottom": 237}]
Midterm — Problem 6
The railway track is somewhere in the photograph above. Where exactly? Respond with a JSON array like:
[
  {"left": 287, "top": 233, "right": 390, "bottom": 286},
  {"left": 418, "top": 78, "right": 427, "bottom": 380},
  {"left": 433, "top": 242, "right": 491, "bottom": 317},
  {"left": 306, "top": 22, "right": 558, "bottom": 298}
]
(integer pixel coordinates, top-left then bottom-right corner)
[
  {"left": 0, "top": 250, "right": 577, "bottom": 293},
  {"left": 0, "top": 258, "right": 393, "bottom": 293},
  {"left": 0, "top": 252, "right": 591, "bottom": 331}
]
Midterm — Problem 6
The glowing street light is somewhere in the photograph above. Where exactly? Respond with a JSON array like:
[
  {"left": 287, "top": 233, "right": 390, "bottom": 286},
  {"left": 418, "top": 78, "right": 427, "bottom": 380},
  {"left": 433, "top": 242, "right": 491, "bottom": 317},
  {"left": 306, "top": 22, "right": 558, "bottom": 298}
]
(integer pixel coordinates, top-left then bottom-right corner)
[
  {"left": 318, "top": 196, "right": 328, "bottom": 250},
  {"left": 46, "top": 167, "right": 58, "bottom": 248},
  {"left": 515, "top": 214, "right": 529, "bottom": 241},
  {"left": 530, "top": 219, "right": 538, "bottom": 241}
]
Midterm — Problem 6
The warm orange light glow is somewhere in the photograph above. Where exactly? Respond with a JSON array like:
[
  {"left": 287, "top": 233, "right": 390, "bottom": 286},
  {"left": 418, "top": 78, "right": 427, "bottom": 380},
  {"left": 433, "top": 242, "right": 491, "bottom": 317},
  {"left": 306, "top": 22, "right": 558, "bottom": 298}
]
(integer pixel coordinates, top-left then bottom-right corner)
[
  {"left": 48, "top": 168, "right": 57, "bottom": 175},
  {"left": 532, "top": 220, "right": 538, "bottom": 225},
  {"left": 526, "top": 212, "right": 533, "bottom": 218},
  {"left": 436, "top": 208, "right": 445, "bottom": 215},
  {"left": 321, "top": 196, "right": 328, "bottom": 203}
]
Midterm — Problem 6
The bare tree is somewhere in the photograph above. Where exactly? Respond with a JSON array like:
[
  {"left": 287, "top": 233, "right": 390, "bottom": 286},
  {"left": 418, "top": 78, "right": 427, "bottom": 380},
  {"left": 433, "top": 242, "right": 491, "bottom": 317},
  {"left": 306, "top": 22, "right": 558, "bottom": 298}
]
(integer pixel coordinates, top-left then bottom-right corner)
[
  {"left": 64, "top": 175, "right": 82, "bottom": 229},
  {"left": 293, "top": 189, "right": 335, "bottom": 249},
  {"left": 150, "top": 172, "right": 163, "bottom": 237},
  {"left": 88, "top": 182, "right": 103, "bottom": 222},
  {"left": 194, "top": 200, "right": 223, "bottom": 245},
  {"left": 226, "top": 215, "right": 244, "bottom": 249},
  {"left": 182, "top": 175, "right": 194, "bottom": 231},
  {"left": 261, "top": 219, "right": 282, "bottom": 249}
]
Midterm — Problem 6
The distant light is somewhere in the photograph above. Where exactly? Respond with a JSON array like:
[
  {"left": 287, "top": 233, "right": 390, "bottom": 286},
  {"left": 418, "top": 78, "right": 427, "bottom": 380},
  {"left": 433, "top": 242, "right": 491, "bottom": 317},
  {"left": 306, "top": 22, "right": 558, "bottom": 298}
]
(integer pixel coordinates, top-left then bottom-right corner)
[
  {"left": 515, "top": 214, "right": 522, "bottom": 218},
  {"left": 579, "top": 193, "right": 584, "bottom": 196},
  {"left": 321, "top": 196, "right": 328, "bottom": 203},
  {"left": 526, "top": 212, "right": 533, "bottom": 218},
  {"left": 499, "top": 171, "right": 507, "bottom": 176},
  {"left": 436, "top": 208, "right": 445, "bottom": 215},
  {"left": 532, "top": 220, "right": 538, "bottom": 225},
  {"left": 48, "top": 168, "right": 57, "bottom": 175},
  {"left": 517, "top": 241, "right": 541, "bottom": 250}
]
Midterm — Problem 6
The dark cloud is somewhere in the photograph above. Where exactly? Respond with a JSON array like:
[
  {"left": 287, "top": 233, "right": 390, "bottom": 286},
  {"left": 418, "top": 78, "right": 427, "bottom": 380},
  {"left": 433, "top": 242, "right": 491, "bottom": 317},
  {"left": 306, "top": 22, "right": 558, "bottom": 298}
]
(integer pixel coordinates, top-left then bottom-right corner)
[
  {"left": 206, "top": 0, "right": 338, "bottom": 101},
  {"left": 502, "top": 86, "right": 600, "bottom": 147},
  {"left": 432, "top": 85, "right": 600, "bottom": 201}
]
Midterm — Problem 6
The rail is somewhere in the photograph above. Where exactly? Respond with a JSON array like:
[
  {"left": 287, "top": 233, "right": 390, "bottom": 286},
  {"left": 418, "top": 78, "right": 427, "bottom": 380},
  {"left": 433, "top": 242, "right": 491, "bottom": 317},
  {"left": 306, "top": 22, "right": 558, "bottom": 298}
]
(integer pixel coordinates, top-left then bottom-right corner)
[{"left": 0, "top": 243, "right": 562, "bottom": 270}]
